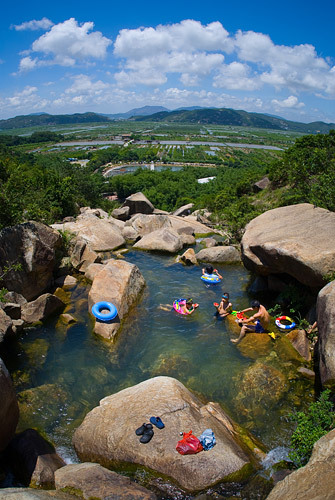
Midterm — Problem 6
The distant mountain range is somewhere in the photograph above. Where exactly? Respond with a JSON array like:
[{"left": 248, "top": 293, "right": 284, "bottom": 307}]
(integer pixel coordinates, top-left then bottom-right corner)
[
  {"left": 0, "top": 107, "right": 334, "bottom": 134},
  {"left": 133, "top": 108, "right": 335, "bottom": 134}
]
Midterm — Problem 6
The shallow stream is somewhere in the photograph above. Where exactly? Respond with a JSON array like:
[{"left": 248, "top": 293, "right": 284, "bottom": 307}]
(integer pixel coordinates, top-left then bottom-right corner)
[{"left": 0, "top": 248, "right": 315, "bottom": 496}]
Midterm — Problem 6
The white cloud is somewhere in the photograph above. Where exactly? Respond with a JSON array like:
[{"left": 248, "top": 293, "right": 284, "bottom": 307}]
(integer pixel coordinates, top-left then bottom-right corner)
[
  {"left": 114, "top": 70, "right": 167, "bottom": 87},
  {"left": 65, "top": 74, "right": 110, "bottom": 95},
  {"left": 12, "top": 17, "right": 54, "bottom": 31},
  {"left": 18, "top": 56, "right": 39, "bottom": 72},
  {"left": 114, "top": 20, "right": 233, "bottom": 59},
  {"left": 213, "top": 62, "right": 261, "bottom": 90},
  {"left": 272, "top": 95, "right": 305, "bottom": 109},
  {"left": 235, "top": 30, "right": 335, "bottom": 96},
  {"left": 113, "top": 20, "right": 230, "bottom": 88},
  {"left": 4, "top": 86, "right": 47, "bottom": 114},
  {"left": 18, "top": 18, "right": 112, "bottom": 70}
]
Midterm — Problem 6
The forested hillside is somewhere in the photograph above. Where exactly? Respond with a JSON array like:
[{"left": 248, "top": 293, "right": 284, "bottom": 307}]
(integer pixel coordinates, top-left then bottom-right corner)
[
  {"left": 0, "top": 131, "right": 334, "bottom": 240},
  {"left": 135, "top": 108, "right": 335, "bottom": 134}
]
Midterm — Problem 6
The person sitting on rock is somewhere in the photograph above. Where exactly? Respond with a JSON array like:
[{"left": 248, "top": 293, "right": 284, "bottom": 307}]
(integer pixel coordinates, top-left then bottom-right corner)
[
  {"left": 231, "top": 300, "right": 270, "bottom": 344},
  {"left": 202, "top": 265, "right": 223, "bottom": 280},
  {"left": 216, "top": 293, "right": 232, "bottom": 318}
]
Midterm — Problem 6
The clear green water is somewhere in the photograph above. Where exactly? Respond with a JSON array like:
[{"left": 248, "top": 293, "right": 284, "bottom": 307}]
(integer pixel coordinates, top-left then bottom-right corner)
[{"left": 1, "top": 249, "right": 314, "bottom": 467}]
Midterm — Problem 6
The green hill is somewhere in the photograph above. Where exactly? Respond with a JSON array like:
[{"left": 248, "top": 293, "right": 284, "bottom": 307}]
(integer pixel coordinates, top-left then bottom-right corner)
[
  {"left": 134, "top": 108, "right": 335, "bottom": 133},
  {"left": 0, "top": 112, "right": 110, "bottom": 130}
]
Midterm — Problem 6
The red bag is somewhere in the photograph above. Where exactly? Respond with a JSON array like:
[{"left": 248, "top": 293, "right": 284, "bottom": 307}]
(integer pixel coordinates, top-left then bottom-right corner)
[{"left": 176, "top": 430, "right": 203, "bottom": 455}]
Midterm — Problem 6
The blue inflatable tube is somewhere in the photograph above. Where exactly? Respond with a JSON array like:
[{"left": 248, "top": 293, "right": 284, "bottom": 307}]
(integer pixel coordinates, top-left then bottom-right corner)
[
  {"left": 201, "top": 274, "right": 221, "bottom": 284},
  {"left": 92, "top": 301, "right": 117, "bottom": 321}
]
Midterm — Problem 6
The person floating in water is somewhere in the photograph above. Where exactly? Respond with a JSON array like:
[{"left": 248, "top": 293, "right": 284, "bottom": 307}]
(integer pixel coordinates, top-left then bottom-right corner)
[
  {"left": 159, "top": 298, "right": 199, "bottom": 315},
  {"left": 215, "top": 293, "right": 232, "bottom": 318},
  {"left": 179, "top": 298, "right": 199, "bottom": 315},
  {"left": 202, "top": 265, "right": 223, "bottom": 280},
  {"left": 231, "top": 300, "right": 270, "bottom": 344}
]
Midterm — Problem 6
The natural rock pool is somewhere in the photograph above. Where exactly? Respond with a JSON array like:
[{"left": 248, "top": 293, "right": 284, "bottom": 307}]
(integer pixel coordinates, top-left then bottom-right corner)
[{"left": 0, "top": 247, "right": 315, "bottom": 494}]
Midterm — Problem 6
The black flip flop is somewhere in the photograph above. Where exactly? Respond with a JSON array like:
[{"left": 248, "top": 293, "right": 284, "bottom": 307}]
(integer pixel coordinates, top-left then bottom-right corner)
[{"left": 140, "top": 428, "right": 154, "bottom": 443}]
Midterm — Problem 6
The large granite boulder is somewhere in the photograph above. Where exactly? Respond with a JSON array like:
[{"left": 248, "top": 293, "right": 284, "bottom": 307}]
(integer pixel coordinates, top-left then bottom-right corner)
[
  {"left": 241, "top": 204, "right": 335, "bottom": 288},
  {"left": 196, "top": 246, "right": 241, "bottom": 263},
  {"left": 122, "top": 192, "right": 154, "bottom": 216},
  {"left": 69, "top": 237, "right": 101, "bottom": 272},
  {"left": 0, "top": 358, "right": 19, "bottom": 452},
  {"left": 133, "top": 228, "right": 183, "bottom": 253},
  {"left": 266, "top": 429, "right": 335, "bottom": 500},
  {"left": 55, "top": 463, "right": 156, "bottom": 500},
  {"left": 0, "top": 222, "right": 62, "bottom": 301},
  {"left": 168, "top": 214, "right": 214, "bottom": 235},
  {"left": 52, "top": 215, "right": 125, "bottom": 252},
  {"left": 7, "top": 428, "right": 65, "bottom": 488},
  {"left": 73, "top": 376, "right": 255, "bottom": 492},
  {"left": 21, "top": 294, "right": 65, "bottom": 324},
  {"left": 172, "top": 203, "right": 194, "bottom": 217},
  {"left": 88, "top": 260, "right": 145, "bottom": 341},
  {"left": 126, "top": 214, "right": 172, "bottom": 237},
  {"left": 316, "top": 281, "right": 335, "bottom": 385}
]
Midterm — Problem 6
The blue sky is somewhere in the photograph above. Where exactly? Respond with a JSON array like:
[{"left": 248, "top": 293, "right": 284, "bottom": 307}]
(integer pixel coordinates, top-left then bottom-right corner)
[{"left": 1, "top": 0, "right": 335, "bottom": 123}]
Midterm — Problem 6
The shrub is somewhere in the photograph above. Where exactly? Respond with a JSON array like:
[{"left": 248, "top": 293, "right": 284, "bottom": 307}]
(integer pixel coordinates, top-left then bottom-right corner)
[{"left": 289, "top": 389, "right": 335, "bottom": 467}]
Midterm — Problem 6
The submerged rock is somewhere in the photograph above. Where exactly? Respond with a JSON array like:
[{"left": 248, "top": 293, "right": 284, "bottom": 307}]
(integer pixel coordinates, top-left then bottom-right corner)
[
  {"left": 17, "top": 384, "right": 68, "bottom": 433},
  {"left": 234, "top": 362, "right": 287, "bottom": 419},
  {"left": 73, "top": 376, "right": 255, "bottom": 492}
]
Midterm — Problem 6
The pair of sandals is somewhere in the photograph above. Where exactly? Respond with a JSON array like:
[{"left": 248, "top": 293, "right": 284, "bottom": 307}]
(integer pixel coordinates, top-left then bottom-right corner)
[{"left": 135, "top": 416, "right": 165, "bottom": 444}]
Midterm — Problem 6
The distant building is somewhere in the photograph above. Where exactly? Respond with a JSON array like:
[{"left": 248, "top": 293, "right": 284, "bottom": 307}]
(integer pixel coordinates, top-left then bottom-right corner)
[{"left": 197, "top": 176, "right": 216, "bottom": 184}]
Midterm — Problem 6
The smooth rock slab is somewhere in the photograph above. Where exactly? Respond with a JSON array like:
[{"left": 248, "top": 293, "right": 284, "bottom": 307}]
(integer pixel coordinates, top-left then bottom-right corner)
[
  {"left": 196, "top": 246, "right": 241, "bottom": 263},
  {"left": 316, "top": 280, "right": 335, "bottom": 385},
  {"left": 72, "top": 376, "right": 253, "bottom": 492},
  {"left": 241, "top": 204, "right": 335, "bottom": 288},
  {"left": 52, "top": 216, "right": 125, "bottom": 252},
  {"left": 266, "top": 429, "right": 335, "bottom": 500},
  {"left": 55, "top": 462, "right": 156, "bottom": 500},
  {"left": 133, "top": 228, "right": 183, "bottom": 253}
]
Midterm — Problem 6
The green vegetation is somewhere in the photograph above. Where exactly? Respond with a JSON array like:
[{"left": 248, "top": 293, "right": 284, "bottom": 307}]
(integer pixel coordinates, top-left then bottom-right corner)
[
  {"left": 134, "top": 108, "right": 335, "bottom": 134},
  {"left": 0, "top": 122, "right": 334, "bottom": 245},
  {"left": 0, "top": 144, "right": 112, "bottom": 229},
  {"left": 289, "top": 390, "right": 335, "bottom": 467},
  {"left": 270, "top": 130, "right": 335, "bottom": 211}
]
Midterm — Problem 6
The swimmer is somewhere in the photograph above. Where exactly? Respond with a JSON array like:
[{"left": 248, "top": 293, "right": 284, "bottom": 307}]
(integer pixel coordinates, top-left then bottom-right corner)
[
  {"left": 215, "top": 292, "right": 232, "bottom": 318},
  {"left": 202, "top": 265, "right": 223, "bottom": 280}
]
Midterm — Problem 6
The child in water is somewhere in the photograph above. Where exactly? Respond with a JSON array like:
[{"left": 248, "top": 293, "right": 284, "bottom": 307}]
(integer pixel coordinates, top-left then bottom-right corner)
[
  {"left": 179, "top": 298, "right": 199, "bottom": 315},
  {"left": 159, "top": 298, "right": 199, "bottom": 314},
  {"left": 215, "top": 293, "right": 232, "bottom": 318},
  {"left": 202, "top": 265, "right": 223, "bottom": 280}
]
